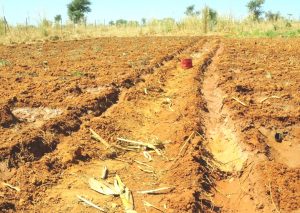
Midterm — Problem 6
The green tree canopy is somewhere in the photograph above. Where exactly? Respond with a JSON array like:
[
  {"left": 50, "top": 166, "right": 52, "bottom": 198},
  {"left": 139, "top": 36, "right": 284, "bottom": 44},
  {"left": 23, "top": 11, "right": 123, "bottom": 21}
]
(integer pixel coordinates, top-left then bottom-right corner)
[
  {"left": 67, "top": 0, "right": 91, "bottom": 24},
  {"left": 54, "top": 15, "right": 62, "bottom": 23},
  {"left": 185, "top": 5, "right": 200, "bottom": 16},
  {"left": 141, "top": 18, "right": 146, "bottom": 26},
  {"left": 247, "top": 0, "right": 265, "bottom": 21},
  {"left": 116, "top": 19, "right": 128, "bottom": 26},
  {"left": 208, "top": 8, "right": 217, "bottom": 22},
  {"left": 265, "top": 11, "right": 281, "bottom": 21}
]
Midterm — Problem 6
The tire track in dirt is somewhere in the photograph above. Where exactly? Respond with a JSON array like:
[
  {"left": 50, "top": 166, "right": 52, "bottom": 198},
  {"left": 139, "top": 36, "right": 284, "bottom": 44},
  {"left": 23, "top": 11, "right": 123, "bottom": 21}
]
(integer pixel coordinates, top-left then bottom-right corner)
[
  {"left": 200, "top": 44, "right": 277, "bottom": 213},
  {"left": 17, "top": 39, "right": 222, "bottom": 212},
  {"left": 202, "top": 46, "right": 249, "bottom": 173},
  {"left": 200, "top": 46, "right": 260, "bottom": 212},
  {"left": 201, "top": 40, "right": 300, "bottom": 213}
]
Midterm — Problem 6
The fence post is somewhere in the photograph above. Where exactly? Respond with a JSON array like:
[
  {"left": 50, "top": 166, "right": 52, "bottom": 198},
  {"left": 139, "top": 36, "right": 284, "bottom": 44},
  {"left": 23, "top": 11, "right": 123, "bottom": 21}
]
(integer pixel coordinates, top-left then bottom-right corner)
[
  {"left": 3, "top": 16, "right": 10, "bottom": 35},
  {"left": 26, "top": 17, "right": 28, "bottom": 32},
  {"left": 60, "top": 19, "right": 63, "bottom": 34},
  {"left": 3, "top": 16, "right": 6, "bottom": 36},
  {"left": 202, "top": 7, "right": 208, "bottom": 34}
]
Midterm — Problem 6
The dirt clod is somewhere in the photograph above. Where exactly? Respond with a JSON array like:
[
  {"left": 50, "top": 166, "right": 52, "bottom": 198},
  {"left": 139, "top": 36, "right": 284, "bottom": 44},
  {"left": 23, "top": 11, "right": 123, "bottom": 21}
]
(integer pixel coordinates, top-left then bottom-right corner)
[{"left": 0, "top": 105, "right": 19, "bottom": 128}]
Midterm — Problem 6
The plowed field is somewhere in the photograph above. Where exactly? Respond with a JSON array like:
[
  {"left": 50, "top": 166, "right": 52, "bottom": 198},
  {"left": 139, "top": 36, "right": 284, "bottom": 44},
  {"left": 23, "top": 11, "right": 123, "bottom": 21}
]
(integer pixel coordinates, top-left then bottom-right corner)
[{"left": 0, "top": 37, "right": 299, "bottom": 213}]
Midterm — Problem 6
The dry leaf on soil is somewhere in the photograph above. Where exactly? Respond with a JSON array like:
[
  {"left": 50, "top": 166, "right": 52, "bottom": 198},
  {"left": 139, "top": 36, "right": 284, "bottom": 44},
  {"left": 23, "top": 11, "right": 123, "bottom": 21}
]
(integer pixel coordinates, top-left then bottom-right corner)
[{"left": 88, "top": 178, "right": 118, "bottom": 196}]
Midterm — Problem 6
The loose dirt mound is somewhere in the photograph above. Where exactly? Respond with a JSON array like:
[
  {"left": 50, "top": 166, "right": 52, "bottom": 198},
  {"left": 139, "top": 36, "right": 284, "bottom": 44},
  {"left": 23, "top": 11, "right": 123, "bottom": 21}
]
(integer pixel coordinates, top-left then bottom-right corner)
[
  {"left": 0, "top": 37, "right": 299, "bottom": 213},
  {"left": 0, "top": 105, "right": 19, "bottom": 128}
]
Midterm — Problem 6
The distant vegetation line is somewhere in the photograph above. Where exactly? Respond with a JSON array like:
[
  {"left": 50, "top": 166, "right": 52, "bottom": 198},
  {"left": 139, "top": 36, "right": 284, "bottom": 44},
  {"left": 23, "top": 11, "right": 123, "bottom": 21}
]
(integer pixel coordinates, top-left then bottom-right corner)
[{"left": 0, "top": 0, "right": 300, "bottom": 44}]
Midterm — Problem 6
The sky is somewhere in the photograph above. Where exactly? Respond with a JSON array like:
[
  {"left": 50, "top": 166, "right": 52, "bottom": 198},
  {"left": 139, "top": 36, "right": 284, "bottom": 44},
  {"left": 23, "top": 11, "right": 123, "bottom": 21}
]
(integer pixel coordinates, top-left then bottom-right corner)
[{"left": 0, "top": 0, "right": 299, "bottom": 25}]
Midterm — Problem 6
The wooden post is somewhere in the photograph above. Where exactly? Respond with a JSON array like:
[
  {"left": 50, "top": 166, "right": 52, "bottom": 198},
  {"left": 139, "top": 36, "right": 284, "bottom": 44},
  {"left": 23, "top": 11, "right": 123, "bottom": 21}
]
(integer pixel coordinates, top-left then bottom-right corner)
[
  {"left": 3, "top": 16, "right": 10, "bottom": 35},
  {"left": 3, "top": 16, "right": 6, "bottom": 35},
  {"left": 60, "top": 19, "right": 63, "bottom": 34},
  {"left": 202, "top": 6, "right": 208, "bottom": 34},
  {"left": 25, "top": 17, "right": 28, "bottom": 32}
]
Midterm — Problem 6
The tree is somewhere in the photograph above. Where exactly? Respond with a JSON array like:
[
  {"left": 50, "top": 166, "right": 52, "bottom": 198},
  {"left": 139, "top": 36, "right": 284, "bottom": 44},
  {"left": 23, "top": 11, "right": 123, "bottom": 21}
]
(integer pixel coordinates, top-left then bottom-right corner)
[
  {"left": 54, "top": 15, "right": 62, "bottom": 23},
  {"left": 109, "top": 21, "right": 115, "bottom": 26},
  {"left": 247, "top": 0, "right": 265, "bottom": 21},
  {"left": 141, "top": 18, "right": 146, "bottom": 26},
  {"left": 265, "top": 11, "right": 281, "bottom": 22},
  {"left": 116, "top": 19, "right": 128, "bottom": 26},
  {"left": 202, "top": 6, "right": 218, "bottom": 33},
  {"left": 208, "top": 8, "right": 217, "bottom": 23},
  {"left": 67, "top": 0, "right": 91, "bottom": 24},
  {"left": 185, "top": 5, "right": 200, "bottom": 16}
]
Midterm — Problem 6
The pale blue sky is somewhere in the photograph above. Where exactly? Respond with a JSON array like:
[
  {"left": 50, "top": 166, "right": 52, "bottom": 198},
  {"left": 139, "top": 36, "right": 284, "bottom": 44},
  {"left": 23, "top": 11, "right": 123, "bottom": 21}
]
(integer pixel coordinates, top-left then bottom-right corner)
[{"left": 0, "top": 0, "right": 299, "bottom": 25}]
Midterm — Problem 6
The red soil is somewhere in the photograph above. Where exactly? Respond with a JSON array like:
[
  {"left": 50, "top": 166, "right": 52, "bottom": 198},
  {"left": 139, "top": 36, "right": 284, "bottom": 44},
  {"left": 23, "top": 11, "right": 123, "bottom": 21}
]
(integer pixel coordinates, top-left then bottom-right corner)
[{"left": 0, "top": 37, "right": 299, "bottom": 213}]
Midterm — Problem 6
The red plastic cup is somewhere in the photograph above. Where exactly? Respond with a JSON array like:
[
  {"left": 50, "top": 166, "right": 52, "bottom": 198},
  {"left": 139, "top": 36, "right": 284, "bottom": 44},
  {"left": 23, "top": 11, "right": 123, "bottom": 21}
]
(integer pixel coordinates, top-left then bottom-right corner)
[{"left": 181, "top": 58, "right": 193, "bottom": 69}]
